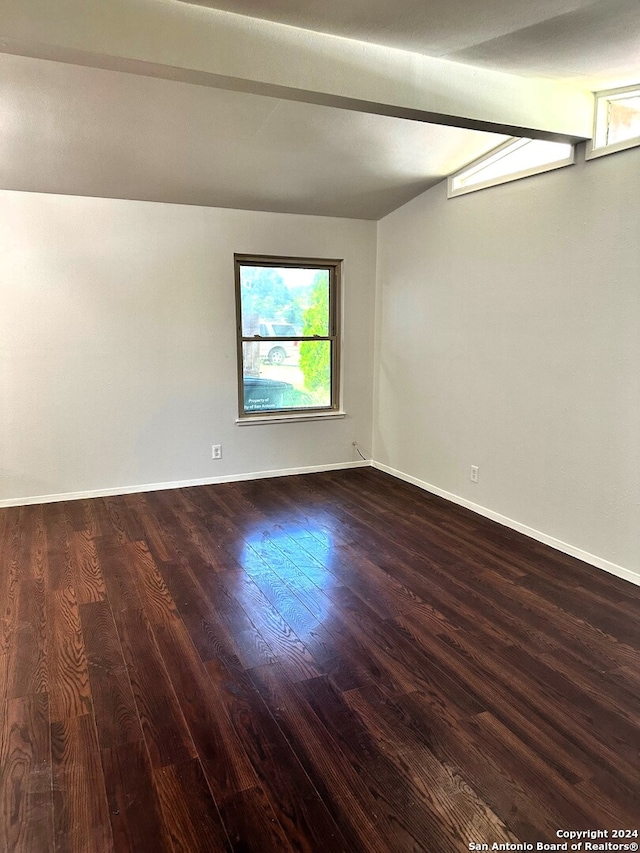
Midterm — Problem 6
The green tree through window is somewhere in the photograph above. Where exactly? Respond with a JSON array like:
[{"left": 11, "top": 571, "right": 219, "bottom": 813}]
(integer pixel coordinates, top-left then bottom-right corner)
[{"left": 300, "top": 272, "right": 331, "bottom": 397}]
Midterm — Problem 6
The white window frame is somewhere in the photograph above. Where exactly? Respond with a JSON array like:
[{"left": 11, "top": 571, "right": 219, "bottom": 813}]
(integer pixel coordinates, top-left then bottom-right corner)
[
  {"left": 586, "top": 84, "right": 640, "bottom": 161},
  {"left": 447, "top": 137, "right": 575, "bottom": 199}
]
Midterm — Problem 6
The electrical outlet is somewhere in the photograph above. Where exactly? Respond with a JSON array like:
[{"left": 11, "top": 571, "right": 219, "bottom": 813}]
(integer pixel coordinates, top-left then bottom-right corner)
[
  {"left": 212, "top": 444, "right": 222, "bottom": 460},
  {"left": 470, "top": 465, "right": 479, "bottom": 483}
]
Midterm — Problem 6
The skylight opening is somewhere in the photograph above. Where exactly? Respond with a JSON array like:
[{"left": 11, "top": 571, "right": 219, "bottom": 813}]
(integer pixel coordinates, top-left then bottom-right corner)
[
  {"left": 587, "top": 85, "right": 640, "bottom": 159},
  {"left": 448, "top": 137, "right": 575, "bottom": 198}
]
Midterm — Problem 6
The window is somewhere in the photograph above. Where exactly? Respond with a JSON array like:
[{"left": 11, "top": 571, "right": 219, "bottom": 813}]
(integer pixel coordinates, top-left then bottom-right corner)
[
  {"left": 235, "top": 254, "right": 341, "bottom": 421},
  {"left": 586, "top": 84, "right": 640, "bottom": 160},
  {"left": 448, "top": 137, "right": 575, "bottom": 198}
]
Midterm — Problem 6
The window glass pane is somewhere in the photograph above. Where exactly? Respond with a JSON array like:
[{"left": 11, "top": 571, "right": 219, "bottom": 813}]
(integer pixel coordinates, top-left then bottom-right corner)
[
  {"left": 298, "top": 340, "right": 331, "bottom": 407},
  {"left": 239, "top": 266, "right": 329, "bottom": 337},
  {"left": 300, "top": 271, "right": 330, "bottom": 338},
  {"left": 242, "top": 340, "right": 331, "bottom": 412},
  {"left": 236, "top": 256, "right": 338, "bottom": 418},
  {"left": 271, "top": 323, "right": 296, "bottom": 336},
  {"left": 455, "top": 139, "right": 572, "bottom": 191},
  {"left": 607, "top": 96, "right": 640, "bottom": 145}
]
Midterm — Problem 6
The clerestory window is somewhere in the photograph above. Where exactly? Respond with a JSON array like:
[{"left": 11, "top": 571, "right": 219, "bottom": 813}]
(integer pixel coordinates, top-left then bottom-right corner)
[
  {"left": 448, "top": 137, "right": 575, "bottom": 198},
  {"left": 586, "top": 85, "right": 640, "bottom": 160}
]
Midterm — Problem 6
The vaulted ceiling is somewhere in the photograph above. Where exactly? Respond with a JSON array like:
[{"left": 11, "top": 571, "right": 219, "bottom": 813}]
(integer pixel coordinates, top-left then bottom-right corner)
[
  {"left": 1, "top": 0, "right": 638, "bottom": 219},
  {"left": 182, "top": 0, "right": 640, "bottom": 87}
]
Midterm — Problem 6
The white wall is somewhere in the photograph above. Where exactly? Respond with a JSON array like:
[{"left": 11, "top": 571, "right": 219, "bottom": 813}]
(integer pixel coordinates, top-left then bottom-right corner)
[
  {"left": 0, "top": 191, "right": 376, "bottom": 503},
  {"left": 3, "top": 147, "right": 639, "bottom": 583},
  {"left": 374, "top": 145, "right": 640, "bottom": 579}
]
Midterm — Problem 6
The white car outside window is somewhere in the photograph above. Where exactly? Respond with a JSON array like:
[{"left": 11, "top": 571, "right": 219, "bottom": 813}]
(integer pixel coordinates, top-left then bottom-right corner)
[{"left": 258, "top": 321, "right": 299, "bottom": 364}]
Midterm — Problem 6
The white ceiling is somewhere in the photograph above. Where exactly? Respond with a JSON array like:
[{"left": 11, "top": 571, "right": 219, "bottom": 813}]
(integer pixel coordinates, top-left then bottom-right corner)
[
  {"left": 181, "top": 0, "right": 640, "bottom": 88},
  {"left": 1, "top": 0, "right": 638, "bottom": 218},
  {"left": 0, "top": 52, "right": 506, "bottom": 219}
]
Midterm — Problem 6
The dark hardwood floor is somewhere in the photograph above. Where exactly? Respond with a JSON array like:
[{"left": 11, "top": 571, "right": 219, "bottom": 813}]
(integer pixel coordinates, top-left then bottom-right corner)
[{"left": 1, "top": 467, "right": 639, "bottom": 852}]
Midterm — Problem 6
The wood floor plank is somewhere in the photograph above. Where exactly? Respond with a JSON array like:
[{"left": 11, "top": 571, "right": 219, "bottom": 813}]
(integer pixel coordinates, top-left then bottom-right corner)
[
  {"left": 221, "top": 570, "right": 323, "bottom": 682},
  {"left": 62, "top": 500, "right": 90, "bottom": 534},
  {"left": 95, "top": 540, "right": 144, "bottom": 614},
  {"left": 218, "top": 786, "right": 295, "bottom": 853},
  {"left": 171, "top": 507, "right": 239, "bottom": 572},
  {"left": 497, "top": 643, "right": 640, "bottom": 765},
  {"left": 329, "top": 585, "right": 480, "bottom": 705},
  {"left": 69, "top": 530, "right": 106, "bottom": 605},
  {"left": 442, "top": 557, "right": 640, "bottom": 671},
  {"left": 251, "top": 660, "right": 462, "bottom": 853},
  {"left": 48, "top": 586, "right": 92, "bottom": 722},
  {"left": 299, "top": 673, "right": 500, "bottom": 853},
  {"left": 42, "top": 503, "right": 75, "bottom": 592},
  {"left": 100, "top": 739, "right": 169, "bottom": 852},
  {"left": 24, "top": 505, "right": 48, "bottom": 583},
  {"left": 155, "top": 556, "right": 265, "bottom": 672},
  {"left": 79, "top": 601, "right": 142, "bottom": 750},
  {"left": 7, "top": 576, "right": 48, "bottom": 699},
  {"left": 249, "top": 663, "right": 393, "bottom": 853},
  {"left": 6, "top": 508, "right": 48, "bottom": 697},
  {"left": 97, "top": 497, "right": 144, "bottom": 545},
  {"left": 0, "top": 693, "right": 53, "bottom": 853},
  {"left": 112, "top": 605, "right": 196, "bottom": 769},
  {"left": 153, "top": 759, "right": 229, "bottom": 853},
  {"left": 572, "top": 770, "right": 640, "bottom": 827},
  {"left": 463, "top": 710, "right": 628, "bottom": 833},
  {"left": 246, "top": 533, "right": 342, "bottom": 591},
  {"left": 396, "top": 607, "right": 640, "bottom": 787},
  {"left": 1, "top": 468, "right": 638, "bottom": 851},
  {"left": 140, "top": 497, "right": 212, "bottom": 569},
  {"left": 51, "top": 713, "right": 114, "bottom": 853},
  {"left": 239, "top": 566, "right": 337, "bottom": 664},
  {"left": 0, "top": 654, "right": 7, "bottom": 704},
  {"left": 392, "top": 688, "right": 568, "bottom": 842},
  {"left": 123, "top": 539, "right": 179, "bottom": 629},
  {"left": 343, "top": 684, "right": 518, "bottom": 849},
  {"left": 289, "top": 581, "right": 422, "bottom": 695},
  {"left": 151, "top": 616, "right": 258, "bottom": 800},
  {"left": 124, "top": 495, "right": 176, "bottom": 564},
  {"left": 205, "top": 656, "right": 354, "bottom": 852},
  {"left": 0, "top": 506, "right": 22, "bottom": 656}
]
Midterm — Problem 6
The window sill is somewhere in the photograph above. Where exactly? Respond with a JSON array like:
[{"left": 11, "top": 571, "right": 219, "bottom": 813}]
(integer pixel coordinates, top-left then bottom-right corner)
[{"left": 236, "top": 411, "right": 346, "bottom": 426}]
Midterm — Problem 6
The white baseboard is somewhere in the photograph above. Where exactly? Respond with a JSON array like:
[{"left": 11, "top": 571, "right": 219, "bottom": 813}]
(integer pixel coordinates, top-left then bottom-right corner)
[
  {"left": 4, "top": 457, "right": 637, "bottom": 590},
  {"left": 0, "top": 460, "right": 371, "bottom": 509},
  {"left": 373, "top": 461, "right": 640, "bottom": 589}
]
